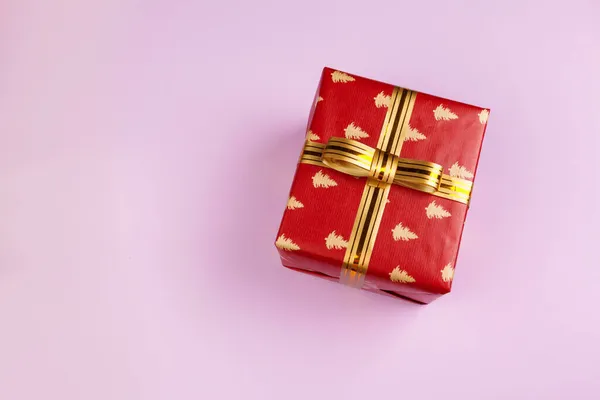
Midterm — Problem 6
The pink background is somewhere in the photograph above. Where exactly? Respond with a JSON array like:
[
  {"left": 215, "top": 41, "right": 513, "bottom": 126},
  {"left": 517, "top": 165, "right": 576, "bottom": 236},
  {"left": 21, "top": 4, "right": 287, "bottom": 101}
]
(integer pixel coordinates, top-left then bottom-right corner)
[{"left": 1, "top": 1, "right": 599, "bottom": 399}]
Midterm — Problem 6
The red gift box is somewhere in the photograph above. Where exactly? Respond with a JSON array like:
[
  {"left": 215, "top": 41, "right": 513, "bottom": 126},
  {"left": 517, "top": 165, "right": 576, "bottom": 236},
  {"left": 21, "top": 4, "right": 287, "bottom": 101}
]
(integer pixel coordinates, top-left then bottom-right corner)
[{"left": 275, "top": 67, "right": 489, "bottom": 303}]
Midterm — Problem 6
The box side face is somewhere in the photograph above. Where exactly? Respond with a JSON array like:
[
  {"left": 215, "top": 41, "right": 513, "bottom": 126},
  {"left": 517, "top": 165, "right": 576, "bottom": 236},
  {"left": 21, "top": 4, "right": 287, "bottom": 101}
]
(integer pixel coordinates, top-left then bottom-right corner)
[
  {"left": 277, "top": 247, "right": 443, "bottom": 304},
  {"left": 277, "top": 248, "right": 341, "bottom": 282},
  {"left": 276, "top": 67, "right": 489, "bottom": 302}
]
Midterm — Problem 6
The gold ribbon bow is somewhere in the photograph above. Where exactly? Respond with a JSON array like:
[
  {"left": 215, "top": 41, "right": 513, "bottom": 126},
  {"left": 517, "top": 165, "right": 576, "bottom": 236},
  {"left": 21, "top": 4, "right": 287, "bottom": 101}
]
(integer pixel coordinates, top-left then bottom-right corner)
[
  {"left": 301, "top": 138, "right": 472, "bottom": 204},
  {"left": 299, "top": 87, "right": 473, "bottom": 288}
]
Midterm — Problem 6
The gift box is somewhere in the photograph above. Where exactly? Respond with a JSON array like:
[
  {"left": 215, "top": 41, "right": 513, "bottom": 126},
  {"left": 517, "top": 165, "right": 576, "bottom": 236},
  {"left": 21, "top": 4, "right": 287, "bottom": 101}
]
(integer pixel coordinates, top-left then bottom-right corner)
[{"left": 275, "top": 67, "right": 489, "bottom": 303}]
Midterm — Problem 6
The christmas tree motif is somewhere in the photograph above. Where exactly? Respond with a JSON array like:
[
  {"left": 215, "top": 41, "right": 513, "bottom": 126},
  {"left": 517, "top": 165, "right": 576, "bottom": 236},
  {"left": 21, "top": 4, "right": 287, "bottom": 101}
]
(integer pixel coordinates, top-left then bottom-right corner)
[
  {"left": 389, "top": 267, "right": 416, "bottom": 283},
  {"left": 392, "top": 222, "right": 418, "bottom": 241},
  {"left": 434, "top": 104, "right": 458, "bottom": 121},
  {"left": 374, "top": 91, "right": 392, "bottom": 108},
  {"left": 312, "top": 170, "right": 338, "bottom": 188},
  {"left": 325, "top": 231, "right": 348, "bottom": 250},
  {"left": 317, "top": 96, "right": 324, "bottom": 103},
  {"left": 331, "top": 70, "right": 355, "bottom": 83},
  {"left": 426, "top": 201, "right": 451, "bottom": 219},
  {"left": 441, "top": 263, "right": 454, "bottom": 282},
  {"left": 449, "top": 162, "right": 474, "bottom": 179},
  {"left": 478, "top": 109, "right": 489, "bottom": 124},
  {"left": 344, "top": 122, "right": 370, "bottom": 140},
  {"left": 276, "top": 234, "right": 300, "bottom": 251},
  {"left": 403, "top": 125, "right": 427, "bottom": 142},
  {"left": 287, "top": 196, "right": 304, "bottom": 210},
  {"left": 306, "top": 130, "right": 320, "bottom": 141}
]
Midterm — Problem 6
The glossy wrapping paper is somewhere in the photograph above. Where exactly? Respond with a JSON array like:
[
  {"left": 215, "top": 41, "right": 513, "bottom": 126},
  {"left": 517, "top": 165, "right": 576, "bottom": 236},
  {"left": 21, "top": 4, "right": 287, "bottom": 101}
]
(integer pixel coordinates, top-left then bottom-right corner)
[{"left": 275, "top": 67, "right": 489, "bottom": 303}]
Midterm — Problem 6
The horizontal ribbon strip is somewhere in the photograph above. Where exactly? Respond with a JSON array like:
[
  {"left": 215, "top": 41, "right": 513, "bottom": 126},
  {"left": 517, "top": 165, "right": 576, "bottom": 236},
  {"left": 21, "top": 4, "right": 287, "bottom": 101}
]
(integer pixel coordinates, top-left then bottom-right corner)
[{"left": 300, "top": 138, "right": 472, "bottom": 204}]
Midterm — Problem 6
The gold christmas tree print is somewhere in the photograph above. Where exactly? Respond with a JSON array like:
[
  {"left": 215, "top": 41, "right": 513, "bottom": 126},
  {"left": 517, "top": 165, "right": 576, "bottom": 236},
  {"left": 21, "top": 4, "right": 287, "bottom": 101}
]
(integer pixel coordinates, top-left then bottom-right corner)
[
  {"left": 392, "top": 222, "right": 418, "bottom": 241},
  {"left": 478, "top": 109, "right": 489, "bottom": 124},
  {"left": 426, "top": 201, "right": 451, "bottom": 219},
  {"left": 287, "top": 196, "right": 304, "bottom": 210},
  {"left": 434, "top": 104, "right": 459, "bottom": 121},
  {"left": 441, "top": 263, "right": 454, "bottom": 282},
  {"left": 276, "top": 234, "right": 300, "bottom": 251},
  {"left": 374, "top": 91, "right": 391, "bottom": 108},
  {"left": 325, "top": 231, "right": 348, "bottom": 250},
  {"left": 344, "top": 122, "right": 369, "bottom": 140},
  {"left": 306, "top": 130, "right": 320, "bottom": 141},
  {"left": 389, "top": 267, "right": 416, "bottom": 283},
  {"left": 449, "top": 162, "right": 474, "bottom": 179},
  {"left": 403, "top": 125, "right": 427, "bottom": 142},
  {"left": 312, "top": 170, "right": 338, "bottom": 188},
  {"left": 331, "top": 70, "right": 355, "bottom": 83}
]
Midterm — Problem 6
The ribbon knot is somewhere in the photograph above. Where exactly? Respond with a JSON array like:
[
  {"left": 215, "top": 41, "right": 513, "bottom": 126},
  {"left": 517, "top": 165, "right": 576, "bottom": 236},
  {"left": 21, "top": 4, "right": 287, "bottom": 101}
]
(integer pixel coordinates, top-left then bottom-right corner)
[{"left": 303, "top": 137, "right": 472, "bottom": 204}]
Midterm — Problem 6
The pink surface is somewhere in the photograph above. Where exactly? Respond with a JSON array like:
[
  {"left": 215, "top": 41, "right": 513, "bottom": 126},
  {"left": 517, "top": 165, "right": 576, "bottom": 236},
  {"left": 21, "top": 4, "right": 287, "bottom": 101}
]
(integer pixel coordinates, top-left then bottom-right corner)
[{"left": 1, "top": 1, "right": 599, "bottom": 399}]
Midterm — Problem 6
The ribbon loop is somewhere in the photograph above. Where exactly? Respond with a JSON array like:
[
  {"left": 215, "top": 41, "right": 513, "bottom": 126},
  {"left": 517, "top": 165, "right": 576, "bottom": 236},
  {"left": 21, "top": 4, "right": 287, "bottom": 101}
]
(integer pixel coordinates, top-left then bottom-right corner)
[
  {"left": 321, "top": 137, "right": 373, "bottom": 178},
  {"left": 393, "top": 157, "right": 444, "bottom": 194}
]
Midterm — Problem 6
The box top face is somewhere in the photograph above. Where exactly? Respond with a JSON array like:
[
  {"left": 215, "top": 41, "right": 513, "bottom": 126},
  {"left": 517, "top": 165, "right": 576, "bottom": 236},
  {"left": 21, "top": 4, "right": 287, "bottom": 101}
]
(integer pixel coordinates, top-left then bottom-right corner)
[{"left": 277, "top": 67, "right": 489, "bottom": 296}]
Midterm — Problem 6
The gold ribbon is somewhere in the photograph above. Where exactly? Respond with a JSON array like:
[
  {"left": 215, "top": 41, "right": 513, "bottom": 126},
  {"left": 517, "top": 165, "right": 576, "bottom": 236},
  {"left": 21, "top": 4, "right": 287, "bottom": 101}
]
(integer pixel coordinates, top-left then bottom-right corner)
[
  {"left": 299, "top": 87, "right": 473, "bottom": 288},
  {"left": 301, "top": 138, "right": 472, "bottom": 204}
]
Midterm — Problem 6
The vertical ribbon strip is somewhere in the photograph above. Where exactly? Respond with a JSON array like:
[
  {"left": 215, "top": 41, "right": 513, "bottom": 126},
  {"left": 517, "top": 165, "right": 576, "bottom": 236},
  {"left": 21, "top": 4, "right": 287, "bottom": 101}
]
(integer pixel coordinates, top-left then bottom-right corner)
[{"left": 340, "top": 87, "right": 417, "bottom": 288}]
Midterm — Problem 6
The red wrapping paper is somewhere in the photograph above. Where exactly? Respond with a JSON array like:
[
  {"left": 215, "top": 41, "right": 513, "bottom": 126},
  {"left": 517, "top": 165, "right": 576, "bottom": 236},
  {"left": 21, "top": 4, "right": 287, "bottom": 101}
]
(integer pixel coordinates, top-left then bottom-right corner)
[{"left": 275, "top": 67, "right": 489, "bottom": 303}]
